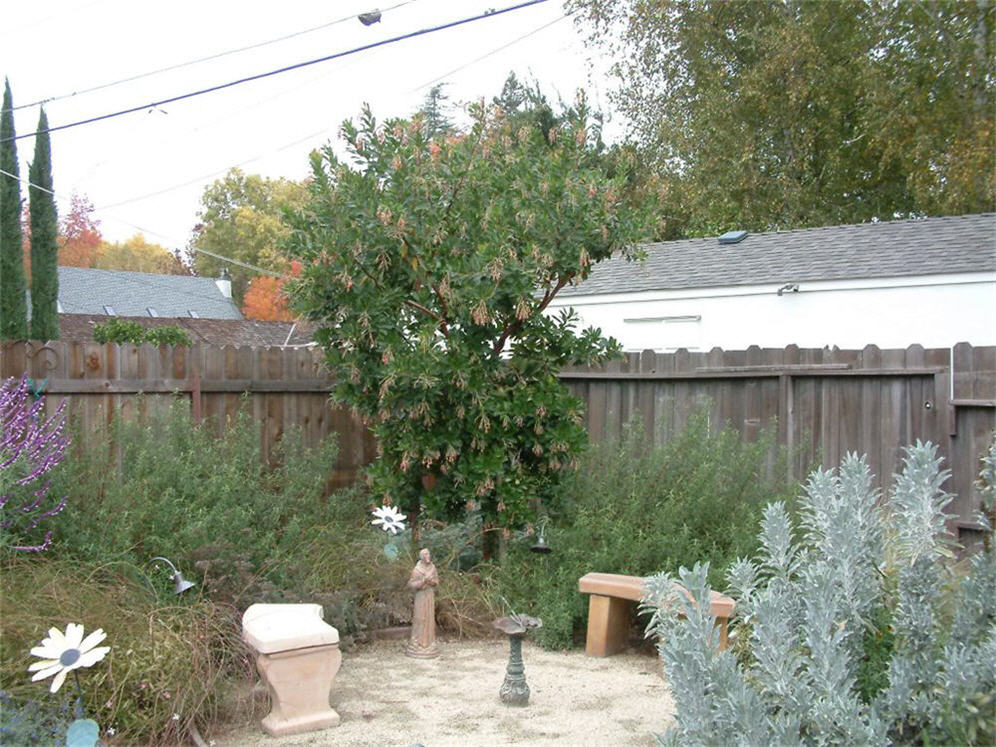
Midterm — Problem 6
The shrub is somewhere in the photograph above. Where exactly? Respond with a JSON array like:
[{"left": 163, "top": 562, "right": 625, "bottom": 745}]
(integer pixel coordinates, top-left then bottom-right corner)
[
  {"left": 141, "top": 326, "right": 193, "bottom": 347},
  {"left": 91, "top": 319, "right": 145, "bottom": 344},
  {"left": 495, "top": 410, "right": 800, "bottom": 648},
  {"left": 43, "top": 400, "right": 435, "bottom": 636},
  {"left": 0, "top": 554, "right": 256, "bottom": 746},
  {"left": 1, "top": 376, "right": 70, "bottom": 552},
  {"left": 644, "top": 441, "right": 996, "bottom": 746},
  {"left": 92, "top": 319, "right": 191, "bottom": 346},
  {"left": 47, "top": 399, "right": 340, "bottom": 603}
]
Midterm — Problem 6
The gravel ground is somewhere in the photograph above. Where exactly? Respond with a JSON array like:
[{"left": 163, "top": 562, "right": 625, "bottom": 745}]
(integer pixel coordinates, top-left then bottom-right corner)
[{"left": 211, "top": 637, "right": 674, "bottom": 747}]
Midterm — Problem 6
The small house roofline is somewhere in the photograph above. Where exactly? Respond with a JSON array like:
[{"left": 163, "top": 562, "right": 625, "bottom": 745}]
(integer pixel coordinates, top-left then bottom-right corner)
[{"left": 561, "top": 213, "right": 996, "bottom": 298}]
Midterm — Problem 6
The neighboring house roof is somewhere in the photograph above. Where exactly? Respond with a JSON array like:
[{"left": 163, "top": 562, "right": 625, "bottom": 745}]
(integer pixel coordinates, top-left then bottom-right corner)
[
  {"left": 560, "top": 213, "right": 996, "bottom": 297},
  {"left": 55, "top": 267, "right": 243, "bottom": 319},
  {"left": 59, "top": 315, "right": 316, "bottom": 347}
]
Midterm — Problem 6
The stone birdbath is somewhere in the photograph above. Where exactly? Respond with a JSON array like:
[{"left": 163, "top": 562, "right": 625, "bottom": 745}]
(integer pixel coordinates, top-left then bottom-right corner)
[{"left": 492, "top": 613, "right": 543, "bottom": 706}]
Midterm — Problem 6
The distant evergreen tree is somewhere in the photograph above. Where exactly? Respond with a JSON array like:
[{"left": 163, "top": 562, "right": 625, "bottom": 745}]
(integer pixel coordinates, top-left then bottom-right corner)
[
  {"left": 28, "top": 108, "right": 58, "bottom": 341},
  {"left": 1, "top": 79, "right": 28, "bottom": 339},
  {"left": 418, "top": 84, "right": 454, "bottom": 139}
]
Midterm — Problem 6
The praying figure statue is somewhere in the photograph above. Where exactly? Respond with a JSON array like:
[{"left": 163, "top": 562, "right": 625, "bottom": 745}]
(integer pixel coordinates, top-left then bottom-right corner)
[{"left": 405, "top": 548, "right": 439, "bottom": 658}]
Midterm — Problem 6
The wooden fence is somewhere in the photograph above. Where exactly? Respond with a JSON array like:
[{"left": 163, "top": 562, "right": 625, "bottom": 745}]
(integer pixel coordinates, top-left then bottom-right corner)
[
  {"left": 0, "top": 340, "right": 373, "bottom": 489},
  {"left": 561, "top": 343, "right": 995, "bottom": 537},
  {"left": 2, "top": 341, "right": 993, "bottom": 537}
]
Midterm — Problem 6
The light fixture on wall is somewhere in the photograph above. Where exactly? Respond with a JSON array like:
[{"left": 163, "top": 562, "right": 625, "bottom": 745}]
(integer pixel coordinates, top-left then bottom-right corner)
[{"left": 776, "top": 283, "right": 800, "bottom": 296}]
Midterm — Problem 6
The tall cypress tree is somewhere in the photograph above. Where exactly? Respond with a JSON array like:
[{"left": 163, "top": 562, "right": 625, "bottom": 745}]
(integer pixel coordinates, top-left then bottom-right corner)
[
  {"left": 1, "top": 79, "right": 28, "bottom": 339},
  {"left": 28, "top": 107, "right": 58, "bottom": 341}
]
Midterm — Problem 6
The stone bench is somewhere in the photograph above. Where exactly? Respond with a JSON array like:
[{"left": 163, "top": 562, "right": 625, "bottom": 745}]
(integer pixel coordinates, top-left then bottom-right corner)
[{"left": 578, "top": 572, "right": 735, "bottom": 657}]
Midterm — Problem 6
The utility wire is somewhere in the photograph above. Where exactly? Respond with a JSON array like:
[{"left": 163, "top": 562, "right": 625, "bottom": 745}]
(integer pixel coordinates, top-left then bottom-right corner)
[
  {"left": 95, "top": 127, "right": 326, "bottom": 211},
  {"left": 0, "top": 166, "right": 282, "bottom": 279},
  {"left": 94, "top": 11, "right": 568, "bottom": 212},
  {"left": 411, "top": 12, "right": 567, "bottom": 93},
  {"left": 11, "top": 0, "right": 420, "bottom": 111},
  {"left": 3, "top": 0, "right": 550, "bottom": 143}
]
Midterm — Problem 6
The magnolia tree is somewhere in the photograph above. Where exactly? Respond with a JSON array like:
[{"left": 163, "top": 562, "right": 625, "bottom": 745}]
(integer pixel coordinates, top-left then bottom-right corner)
[{"left": 288, "top": 98, "right": 646, "bottom": 551}]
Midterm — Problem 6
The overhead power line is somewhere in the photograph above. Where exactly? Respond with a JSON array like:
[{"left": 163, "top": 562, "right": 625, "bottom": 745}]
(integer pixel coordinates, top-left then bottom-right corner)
[
  {"left": 2, "top": 0, "right": 550, "bottom": 143},
  {"left": 0, "top": 166, "right": 282, "bottom": 279},
  {"left": 96, "top": 11, "right": 571, "bottom": 213},
  {"left": 411, "top": 12, "right": 567, "bottom": 92},
  {"left": 12, "top": 0, "right": 420, "bottom": 111}
]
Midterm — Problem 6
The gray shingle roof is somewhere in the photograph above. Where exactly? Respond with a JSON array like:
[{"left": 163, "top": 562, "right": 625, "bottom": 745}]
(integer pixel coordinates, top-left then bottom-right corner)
[
  {"left": 559, "top": 213, "right": 996, "bottom": 297},
  {"left": 56, "top": 268, "right": 243, "bottom": 319}
]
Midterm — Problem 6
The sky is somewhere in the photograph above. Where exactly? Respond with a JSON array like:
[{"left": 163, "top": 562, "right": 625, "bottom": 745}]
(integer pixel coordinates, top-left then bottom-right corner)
[{"left": 3, "top": 0, "right": 619, "bottom": 259}]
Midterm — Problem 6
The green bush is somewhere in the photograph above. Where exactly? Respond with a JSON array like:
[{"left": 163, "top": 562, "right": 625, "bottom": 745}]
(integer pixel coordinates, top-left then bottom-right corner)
[
  {"left": 495, "top": 409, "right": 801, "bottom": 648},
  {"left": 142, "top": 326, "right": 193, "bottom": 347},
  {"left": 92, "top": 319, "right": 191, "bottom": 346},
  {"left": 42, "top": 400, "right": 430, "bottom": 637},
  {"left": 47, "top": 399, "right": 341, "bottom": 602},
  {"left": 0, "top": 554, "right": 256, "bottom": 746}
]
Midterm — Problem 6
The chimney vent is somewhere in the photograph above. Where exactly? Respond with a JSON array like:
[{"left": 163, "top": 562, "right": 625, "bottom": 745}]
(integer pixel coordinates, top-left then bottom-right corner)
[{"left": 215, "top": 269, "right": 233, "bottom": 299}]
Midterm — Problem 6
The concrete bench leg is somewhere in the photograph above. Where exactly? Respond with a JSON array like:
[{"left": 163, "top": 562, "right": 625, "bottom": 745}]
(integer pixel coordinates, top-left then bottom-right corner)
[
  {"left": 716, "top": 618, "right": 729, "bottom": 650},
  {"left": 585, "top": 594, "right": 634, "bottom": 657}
]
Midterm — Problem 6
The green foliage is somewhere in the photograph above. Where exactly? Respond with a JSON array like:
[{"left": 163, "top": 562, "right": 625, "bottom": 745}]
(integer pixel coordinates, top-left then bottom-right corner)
[
  {"left": 141, "top": 326, "right": 192, "bottom": 347},
  {"left": 0, "top": 554, "right": 257, "bottom": 746},
  {"left": 189, "top": 168, "right": 307, "bottom": 304},
  {"left": 28, "top": 108, "right": 58, "bottom": 341},
  {"left": 91, "top": 319, "right": 144, "bottom": 344},
  {"left": 94, "top": 233, "right": 188, "bottom": 274},
  {"left": 1, "top": 79, "right": 28, "bottom": 340},
  {"left": 91, "top": 320, "right": 191, "bottom": 346},
  {"left": 48, "top": 400, "right": 337, "bottom": 578},
  {"left": 417, "top": 83, "right": 455, "bottom": 139},
  {"left": 495, "top": 410, "right": 799, "bottom": 648},
  {"left": 975, "top": 435, "right": 996, "bottom": 552},
  {"left": 645, "top": 443, "right": 996, "bottom": 746},
  {"left": 288, "top": 96, "right": 650, "bottom": 539},
  {"left": 571, "top": 0, "right": 995, "bottom": 232}
]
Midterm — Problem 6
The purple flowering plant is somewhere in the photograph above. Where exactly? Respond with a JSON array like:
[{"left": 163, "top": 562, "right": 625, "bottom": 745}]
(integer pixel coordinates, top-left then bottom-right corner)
[{"left": 1, "top": 376, "right": 70, "bottom": 551}]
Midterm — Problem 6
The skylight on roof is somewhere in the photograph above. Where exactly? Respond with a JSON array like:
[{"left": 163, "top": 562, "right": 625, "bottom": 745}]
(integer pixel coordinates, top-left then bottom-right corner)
[
  {"left": 188, "top": 310, "right": 199, "bottom": 318},
  {"left": 718, "top": 230, "right": 748, "bottom": 245},
  {"left": 147, "top": 307, "right": 159, "bottom": 317},
  {"left": 103, "top": 305, "right": 116, "bottom": 316}
]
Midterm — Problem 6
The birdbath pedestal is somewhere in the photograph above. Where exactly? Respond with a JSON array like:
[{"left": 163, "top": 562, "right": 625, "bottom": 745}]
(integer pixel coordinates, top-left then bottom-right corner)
[{"left": 493, "top": 614, "right": 543, "bottom": 707}]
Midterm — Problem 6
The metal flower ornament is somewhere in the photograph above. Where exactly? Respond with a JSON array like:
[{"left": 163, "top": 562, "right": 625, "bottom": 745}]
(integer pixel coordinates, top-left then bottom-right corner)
[
  {"left": 371, "top": 504, "right": 407, "bottom": 560},
  {"left": 28, "top": 623, "right": 109, "bottom": 747},
  {"left": 371, "top": 505, "right": 407, "bottom": 535}
]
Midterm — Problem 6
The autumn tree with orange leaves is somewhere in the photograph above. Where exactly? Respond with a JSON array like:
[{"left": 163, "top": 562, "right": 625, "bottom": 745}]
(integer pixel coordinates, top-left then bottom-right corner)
[
  {"left": 242, "top": 261, "right": 300, "bottom": 321},
  {"left": 58, "top": 193, "right": 102, "bottom": 267}
]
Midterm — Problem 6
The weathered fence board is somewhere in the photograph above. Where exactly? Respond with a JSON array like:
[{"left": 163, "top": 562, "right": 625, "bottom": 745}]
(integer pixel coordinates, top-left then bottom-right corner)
[
  {"left": 0, "top": 341, "right": 371, "bottom": 489},
  {"left": 562, "top": 343, "right": 994, "bottom": 537},
  {"left": 2, "top": 341, "right": 993, "bottom": 537}
]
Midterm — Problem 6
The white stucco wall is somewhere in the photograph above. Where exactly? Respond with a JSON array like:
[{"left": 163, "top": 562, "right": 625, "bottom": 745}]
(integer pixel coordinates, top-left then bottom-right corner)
[{"left": 547, "top": 272, "right": 996, "bottom": 352}]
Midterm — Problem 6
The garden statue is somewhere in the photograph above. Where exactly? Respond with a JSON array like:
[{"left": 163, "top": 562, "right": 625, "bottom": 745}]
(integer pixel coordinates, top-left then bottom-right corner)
[{"left": 405, "top": 548, "right": 439, "bottom": 658}]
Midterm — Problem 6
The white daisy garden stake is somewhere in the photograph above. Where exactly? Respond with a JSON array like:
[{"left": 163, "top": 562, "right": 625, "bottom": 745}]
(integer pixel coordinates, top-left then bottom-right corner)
[
  {"left": 371, "top": 504, "right": 407, "bottom": 559},
  {"left": 28, "top": 623, "right": 110, "bottom": 747}
]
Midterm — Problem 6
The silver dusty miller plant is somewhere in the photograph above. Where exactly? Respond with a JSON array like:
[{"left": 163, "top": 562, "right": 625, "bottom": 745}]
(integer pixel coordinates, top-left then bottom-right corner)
[{"left": 643, "top": 440, "right": 996, "bottom": 746}]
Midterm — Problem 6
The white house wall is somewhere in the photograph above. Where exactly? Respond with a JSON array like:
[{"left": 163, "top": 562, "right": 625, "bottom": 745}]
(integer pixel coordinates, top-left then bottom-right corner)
[{"left": 547, "top": 272, "right": 996, "bottom": 352}]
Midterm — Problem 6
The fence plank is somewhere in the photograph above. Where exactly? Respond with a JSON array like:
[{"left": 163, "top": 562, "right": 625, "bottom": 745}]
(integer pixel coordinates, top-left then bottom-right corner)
[{"left": 2, "top": 342, "right": 992, "bottom": 539}]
